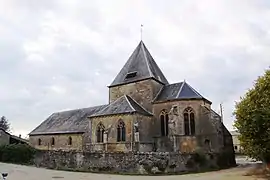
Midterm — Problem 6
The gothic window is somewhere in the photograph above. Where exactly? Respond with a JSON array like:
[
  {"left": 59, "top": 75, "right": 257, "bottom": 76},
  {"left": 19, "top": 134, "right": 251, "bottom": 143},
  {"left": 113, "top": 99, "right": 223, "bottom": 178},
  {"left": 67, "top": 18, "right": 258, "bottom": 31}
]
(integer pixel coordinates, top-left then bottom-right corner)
[
  {"left": 117, "top": 120, "right": 126, "bottom": 142},
  {"left": 38, "top": 138, "right": 41, "bottom": 145},
  {"left": 51, "top": 137, "right": 55, "bottom": 146},
  {"left": 68, "top": 136, "right": 72, "bottom": 145},
  {"left": 96, "top": 123, "right": 105, "bottom": 143},
  {"left": 160, "top": 110, "right": 169, "bottom": 136},
  {"left": 184, "top": 107, "right": 195, "bottom": 136}
]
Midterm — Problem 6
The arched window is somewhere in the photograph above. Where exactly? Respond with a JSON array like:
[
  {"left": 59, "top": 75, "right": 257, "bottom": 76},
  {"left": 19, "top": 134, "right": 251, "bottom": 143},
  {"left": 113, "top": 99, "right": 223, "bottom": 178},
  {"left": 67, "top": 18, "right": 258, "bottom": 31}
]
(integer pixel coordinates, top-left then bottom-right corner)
[
  {"left": 160, "top": 110, "right": 169, "bottom": 136},
  {"left": 51, "top": 137, "right": 55, "bottom": 146},
  {"left": 38, "top": 138, "right": 41, "bottom": 145},
  {"left": 117, "top": 120, "right": 126, "bottom": 142},
  {"left": 68, "top": 136, "right": 72, "bottom": 145},
  {"left": 96, "top": 123, "right": 105, "bottom": 143},
  {"left": 183, "top": 107, "right": 195, "bottom": 136}
]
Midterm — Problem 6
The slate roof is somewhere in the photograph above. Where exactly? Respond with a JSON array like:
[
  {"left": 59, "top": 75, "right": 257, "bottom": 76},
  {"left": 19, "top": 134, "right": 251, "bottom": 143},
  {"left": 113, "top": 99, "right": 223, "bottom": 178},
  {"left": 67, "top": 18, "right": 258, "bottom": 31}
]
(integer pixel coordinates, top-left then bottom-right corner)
[
  {"left": 154, "top": 81, "right": 211, "bottom": 104},
  {"left": 210, "top": 109, "right": 221, "bottom": 119},
  {"left": 29, "top": 105, "right": 107, "bottom": 135},
  {"left": 90, "top": 95, "right": 153, "bottom": 118},
  {"left": 109, "top": 41, "right": 169, "bottom": 87},
  {"left": 0, "top": 128, "right": 29, "bottom": 144},
  {"left": 0, "top": 128, "right": 10, "bottom": 135},
  {"left": 10, "top": 135, "right": 29, "bottom": 144}
]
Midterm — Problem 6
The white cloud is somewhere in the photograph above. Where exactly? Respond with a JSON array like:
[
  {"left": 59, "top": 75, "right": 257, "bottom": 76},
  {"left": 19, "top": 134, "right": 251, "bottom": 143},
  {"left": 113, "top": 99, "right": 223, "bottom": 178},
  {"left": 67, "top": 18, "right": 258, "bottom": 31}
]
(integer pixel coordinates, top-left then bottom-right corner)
[
  {"left": 0, "top": 0, "right": 270, "bottom": 136},
  {"left": 48, "top": 85, "right": 67, "bottom": 95}
]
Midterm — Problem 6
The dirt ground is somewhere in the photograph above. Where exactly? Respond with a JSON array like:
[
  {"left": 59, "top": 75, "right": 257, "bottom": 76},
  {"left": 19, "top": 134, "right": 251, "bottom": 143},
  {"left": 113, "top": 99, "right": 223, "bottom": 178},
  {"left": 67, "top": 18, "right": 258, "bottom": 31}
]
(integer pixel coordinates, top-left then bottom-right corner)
[{"left": 0, "top": 162, "right": 263, "bottom": 180}]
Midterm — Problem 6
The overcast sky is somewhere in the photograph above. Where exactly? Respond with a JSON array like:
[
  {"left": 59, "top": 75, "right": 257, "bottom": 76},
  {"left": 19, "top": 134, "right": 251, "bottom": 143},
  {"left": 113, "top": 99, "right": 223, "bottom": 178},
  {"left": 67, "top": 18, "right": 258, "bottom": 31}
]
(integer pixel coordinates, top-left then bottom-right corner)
[{"left": 0, "top": 0, "right": 269, "bottom": 137}]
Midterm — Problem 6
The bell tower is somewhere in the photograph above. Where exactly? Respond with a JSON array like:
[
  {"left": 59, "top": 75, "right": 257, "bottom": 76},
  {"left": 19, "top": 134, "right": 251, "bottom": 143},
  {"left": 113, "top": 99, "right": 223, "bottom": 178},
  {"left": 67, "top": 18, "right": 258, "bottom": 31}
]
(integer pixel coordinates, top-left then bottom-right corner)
[{"left": 108, "top": 41, "right": 169, "bottom": 111}]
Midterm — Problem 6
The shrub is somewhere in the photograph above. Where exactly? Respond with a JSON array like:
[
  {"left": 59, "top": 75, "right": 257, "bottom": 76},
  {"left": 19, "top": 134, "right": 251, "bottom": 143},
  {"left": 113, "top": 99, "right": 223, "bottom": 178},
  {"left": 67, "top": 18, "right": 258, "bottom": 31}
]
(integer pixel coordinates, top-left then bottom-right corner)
[
  {"left": 186, "top": 150, "right": 207, "bottom": 169},
  {"left": 193, "top": 152, "right": 207, "bottom": 165},
  {"left": 0, "top": 144, "right": 36, "bottom": 164},
  {"left": 216, "top": 150, "right": 236, "bottom": 168}
]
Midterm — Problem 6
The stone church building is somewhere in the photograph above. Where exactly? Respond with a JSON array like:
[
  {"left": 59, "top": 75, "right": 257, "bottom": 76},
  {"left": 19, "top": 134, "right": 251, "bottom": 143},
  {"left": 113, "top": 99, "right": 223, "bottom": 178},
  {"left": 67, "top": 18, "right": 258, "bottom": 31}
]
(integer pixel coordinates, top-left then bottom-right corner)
[{"left": 29, "top": 41, "right": 233, "bottom": 153}]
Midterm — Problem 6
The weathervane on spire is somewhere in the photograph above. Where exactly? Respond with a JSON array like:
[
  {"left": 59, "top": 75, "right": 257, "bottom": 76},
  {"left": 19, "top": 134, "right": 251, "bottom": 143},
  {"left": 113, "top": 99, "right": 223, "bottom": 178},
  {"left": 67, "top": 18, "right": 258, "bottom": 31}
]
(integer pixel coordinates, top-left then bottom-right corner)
[{"left": 141, "top": 24, "right": 143, "bottom": 40}]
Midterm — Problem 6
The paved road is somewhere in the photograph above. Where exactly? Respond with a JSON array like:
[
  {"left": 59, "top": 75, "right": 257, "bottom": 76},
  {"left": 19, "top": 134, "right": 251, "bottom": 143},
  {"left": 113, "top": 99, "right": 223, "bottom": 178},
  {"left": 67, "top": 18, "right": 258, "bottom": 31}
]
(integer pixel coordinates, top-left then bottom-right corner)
[
  {"left": 236, "top": 156, "right": 261, "bottom": 165},
  {"left": 0, "top": 162, "right": 260, "bottom": 180}
]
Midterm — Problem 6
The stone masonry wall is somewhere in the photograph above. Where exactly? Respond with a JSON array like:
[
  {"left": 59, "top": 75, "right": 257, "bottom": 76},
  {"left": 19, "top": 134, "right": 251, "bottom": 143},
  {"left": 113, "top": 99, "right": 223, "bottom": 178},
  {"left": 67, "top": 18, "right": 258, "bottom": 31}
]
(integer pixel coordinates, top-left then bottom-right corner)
[
  {"left": 34, "top": 150, "right": 229, "bottom": 175},
  {"left": 152, "top": 100, "right": 230, "bottom": 154},
  {"left": 90, "top": 114, "right": 155, "bottom": 152},
  {"left": 153, "top": 99, "right": 211, "bottom": 137},
  {"left": 90, "top": 114, "right": 134, "bottom": 152},
  {"left": 109, "top": 79, "right": 163, "bottom": 111},
  {"left": 29, "top": 133, "right": 83, "bottom": 151}
]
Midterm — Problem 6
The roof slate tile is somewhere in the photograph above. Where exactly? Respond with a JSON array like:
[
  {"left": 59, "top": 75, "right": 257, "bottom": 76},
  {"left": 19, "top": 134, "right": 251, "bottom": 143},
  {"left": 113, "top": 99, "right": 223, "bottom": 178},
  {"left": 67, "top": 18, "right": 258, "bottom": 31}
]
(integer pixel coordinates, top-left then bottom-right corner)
[
  {"left": 29, "top": 105, "right": 107, "bottom": 135},
  {"left": 90, "top": 95, "right": 153, "bottom": 117},
  {"left": 109, "top": 41, "right": 169, "bottom": 87},
  {"left": 154, "top": 81, "right": 211, "bottom": 103}
]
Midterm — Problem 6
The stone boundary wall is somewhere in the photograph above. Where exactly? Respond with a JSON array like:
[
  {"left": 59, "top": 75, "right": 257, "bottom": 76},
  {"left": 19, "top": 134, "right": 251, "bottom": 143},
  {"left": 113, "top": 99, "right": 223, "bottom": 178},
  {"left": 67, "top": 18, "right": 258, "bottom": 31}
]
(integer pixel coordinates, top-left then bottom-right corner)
[{"left": 34, "top": 150, "right": 235, "bottom": 175}]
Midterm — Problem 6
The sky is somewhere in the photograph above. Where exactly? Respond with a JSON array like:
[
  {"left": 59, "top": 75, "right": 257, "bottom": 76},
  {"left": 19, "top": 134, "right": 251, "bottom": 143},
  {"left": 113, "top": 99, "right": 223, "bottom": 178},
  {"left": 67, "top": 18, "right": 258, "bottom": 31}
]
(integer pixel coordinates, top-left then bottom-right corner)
[{"left": 0, "top": 0, "right": 269, "bottom": 138}]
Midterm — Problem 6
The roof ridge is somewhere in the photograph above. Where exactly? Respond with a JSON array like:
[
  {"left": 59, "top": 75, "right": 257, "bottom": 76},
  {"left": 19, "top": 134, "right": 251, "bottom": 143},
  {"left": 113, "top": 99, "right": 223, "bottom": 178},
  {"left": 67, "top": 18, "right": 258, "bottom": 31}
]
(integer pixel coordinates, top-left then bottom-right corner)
[
  {"left": 0, "top": 128, "right": 10, "bottom": 135},
  {"left": 176, "top": 81, "right": 185, "bottom": 98},
  {"left": 126, "top": 43, "right": 140, "bottom": 73},
  {"left": 152, "top": 86, "right": 165, "bottom": 102},
  {"left": 109, "top": 41, "right": 168, "bottom": 87},
  {"left": 141, "top": 41, "right": 153, "bottom": 77},
  {"left": 166, "top": 82, "right": 183, "bottom": 86},
  {"left": 185, "top": 82, "right": 203, "bottom": 97},
  {"left": 210, "top": 109, "right": 221, "bottom": 118},
  {"left": 126, "top": 95, "right": 153, "bottom": 116},
  {"left": 92, "top": 104, "right": 109, "bottom": 115},
  {"left": 54, "top": 104, "right": 107, "bottom": 114},
  {"left": 124, "top": 95, "right": 136, "bottom": 112}
]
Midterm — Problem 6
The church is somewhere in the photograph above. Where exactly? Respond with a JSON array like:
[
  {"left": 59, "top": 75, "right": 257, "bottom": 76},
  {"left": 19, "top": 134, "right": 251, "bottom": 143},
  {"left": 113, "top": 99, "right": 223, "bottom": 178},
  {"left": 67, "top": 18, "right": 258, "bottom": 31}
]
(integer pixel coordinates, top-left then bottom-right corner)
[{"left": 29, "top": 41, "right": 233, "bottom": 153}]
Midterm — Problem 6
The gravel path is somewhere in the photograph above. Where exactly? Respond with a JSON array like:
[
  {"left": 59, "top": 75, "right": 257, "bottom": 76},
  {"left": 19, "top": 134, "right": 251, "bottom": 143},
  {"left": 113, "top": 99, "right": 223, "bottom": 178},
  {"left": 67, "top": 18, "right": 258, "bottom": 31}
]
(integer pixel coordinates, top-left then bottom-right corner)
[{"left": 0, "top": 162, "right": 259, "bottom": 180}]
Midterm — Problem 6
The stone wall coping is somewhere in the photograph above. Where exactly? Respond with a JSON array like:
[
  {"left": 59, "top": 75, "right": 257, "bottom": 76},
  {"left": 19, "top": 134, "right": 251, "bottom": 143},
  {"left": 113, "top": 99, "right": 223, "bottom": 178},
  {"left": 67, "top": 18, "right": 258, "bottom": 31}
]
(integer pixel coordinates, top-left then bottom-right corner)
[
  {"left": 37, "top": 150, "right": 221, "bottom": 156},
  {"left": 91, "top": 142, "right": 154, "bottom": 145}
]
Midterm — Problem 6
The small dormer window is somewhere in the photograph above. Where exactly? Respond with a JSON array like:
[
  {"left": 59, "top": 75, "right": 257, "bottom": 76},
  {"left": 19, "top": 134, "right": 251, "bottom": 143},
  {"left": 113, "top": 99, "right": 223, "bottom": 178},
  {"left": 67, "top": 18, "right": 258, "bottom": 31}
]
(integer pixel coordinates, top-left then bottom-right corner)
[{"left": 125, "top": 71, "right": 137, "bottom": 79}]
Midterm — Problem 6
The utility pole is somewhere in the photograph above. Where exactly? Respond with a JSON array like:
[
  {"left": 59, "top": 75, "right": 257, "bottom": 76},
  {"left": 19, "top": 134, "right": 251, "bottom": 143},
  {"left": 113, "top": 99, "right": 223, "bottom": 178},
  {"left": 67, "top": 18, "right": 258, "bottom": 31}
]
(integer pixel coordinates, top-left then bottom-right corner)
[{"left": 220, "top": 103, "right": 223, "bottom": 122}]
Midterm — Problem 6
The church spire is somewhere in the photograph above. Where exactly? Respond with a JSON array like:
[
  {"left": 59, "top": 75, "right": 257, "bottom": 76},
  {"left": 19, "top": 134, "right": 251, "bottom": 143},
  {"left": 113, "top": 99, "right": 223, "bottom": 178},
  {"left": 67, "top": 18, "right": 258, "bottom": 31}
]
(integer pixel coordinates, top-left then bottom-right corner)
[
  {"left": 141, "top": 24, "right": 143, "bottom": 41},
  {"left": 109, "top": 41, "right": 169, "bottom": 87}
]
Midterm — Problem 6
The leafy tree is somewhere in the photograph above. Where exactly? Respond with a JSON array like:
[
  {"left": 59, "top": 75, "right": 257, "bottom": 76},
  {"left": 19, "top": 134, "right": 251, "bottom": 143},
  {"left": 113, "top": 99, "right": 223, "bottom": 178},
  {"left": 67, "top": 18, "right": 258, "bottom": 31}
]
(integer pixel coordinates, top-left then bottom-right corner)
[
  {"left": 0, "top": 116, "right": 10, "bottom": 132},
  {"left": 234, "top": 68, "right": 270, "bottom": 164}
]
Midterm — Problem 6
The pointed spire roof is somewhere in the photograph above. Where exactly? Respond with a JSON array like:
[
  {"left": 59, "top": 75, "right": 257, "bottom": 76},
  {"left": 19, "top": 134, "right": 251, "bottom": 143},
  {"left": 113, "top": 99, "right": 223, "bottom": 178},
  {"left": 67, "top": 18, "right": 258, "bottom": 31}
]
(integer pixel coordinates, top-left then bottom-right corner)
[{"left": 109, "top": 41, "right": 169, "bottom": 87}]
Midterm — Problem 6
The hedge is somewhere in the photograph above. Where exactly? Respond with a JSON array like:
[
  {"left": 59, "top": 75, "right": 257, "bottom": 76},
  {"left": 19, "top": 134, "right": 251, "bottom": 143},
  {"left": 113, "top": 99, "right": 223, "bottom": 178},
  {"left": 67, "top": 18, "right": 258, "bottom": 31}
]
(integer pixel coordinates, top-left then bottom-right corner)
[{"left": 0, "top": 144, "right": 36, "bottom": 164}]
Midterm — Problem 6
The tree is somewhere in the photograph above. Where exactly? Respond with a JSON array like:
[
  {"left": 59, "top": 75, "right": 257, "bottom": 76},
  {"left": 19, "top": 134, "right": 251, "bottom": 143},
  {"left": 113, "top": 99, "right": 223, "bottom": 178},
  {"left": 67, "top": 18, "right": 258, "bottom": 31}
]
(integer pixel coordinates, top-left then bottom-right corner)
[
  {"left": 234, "top": 68, "right": 270, "bottom": 165},
  {"left": 0, "top": 116, "right": 10, "bottom": 132}
]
